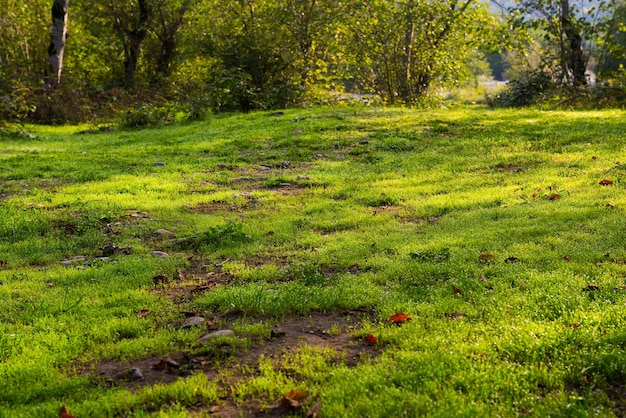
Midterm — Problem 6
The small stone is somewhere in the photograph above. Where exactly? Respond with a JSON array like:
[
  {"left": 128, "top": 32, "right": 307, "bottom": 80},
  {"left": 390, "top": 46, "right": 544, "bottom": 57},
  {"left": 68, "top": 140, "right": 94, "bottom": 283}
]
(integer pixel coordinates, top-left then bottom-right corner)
[
  {"left": 46, "top": 282, "right": 54, "bottom": 287},
  {"left": 154, "top": 162, "right": 166, "bottom": 167},
  {"left": 151, "top": 251, "right": 169, "bottom": 258},
  {"left": 296, "top": 175, "right": 310, "bottom": 181},
  {"left": 182, "top": 316, "right": 206, "bottom": 328},
  {"left": 281, "top": 161, "right": 290, "bottom": 168},
  {"left": 129, "top": 368, "right": 144, "bottom": 380},
  {"left": 153, "top": 229, "right": 175, "bottom": 237},
  {"left": 258, "top": 165, "right": 272, "bottom": 171},
  {"left": 199, "top": 329, "right": 235, "bottom": 341},
  {"left": 292, "top": 129, "right": 303, "bottom": 134}
]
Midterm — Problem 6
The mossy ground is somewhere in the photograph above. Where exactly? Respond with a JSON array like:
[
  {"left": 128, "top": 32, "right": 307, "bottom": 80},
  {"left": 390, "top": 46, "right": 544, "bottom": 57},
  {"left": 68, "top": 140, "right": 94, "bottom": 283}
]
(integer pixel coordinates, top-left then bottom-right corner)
[{"left": 0, "top": 106, "right": 625, "bottom": 417}]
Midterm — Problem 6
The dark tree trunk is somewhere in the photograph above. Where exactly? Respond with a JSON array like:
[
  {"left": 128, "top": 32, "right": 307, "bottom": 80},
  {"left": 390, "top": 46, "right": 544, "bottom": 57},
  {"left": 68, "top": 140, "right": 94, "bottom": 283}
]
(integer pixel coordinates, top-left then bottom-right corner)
[
  {"left": 46, "top": 0, "right": 70, "bottom": 87},
  {"left": 560, "top": 0, "right": 587, "bottom": 86},
  {"left": 111, "top": 0, "right": 151, "bottom": 87},
  {"left": 155, "top": 0, "right": 193, "bottom": 78}
]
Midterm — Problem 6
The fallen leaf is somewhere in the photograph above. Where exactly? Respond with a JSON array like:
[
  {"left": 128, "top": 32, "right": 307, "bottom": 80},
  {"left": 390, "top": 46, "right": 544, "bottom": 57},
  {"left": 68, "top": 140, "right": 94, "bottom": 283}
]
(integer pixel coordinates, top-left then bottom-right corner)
[
  {"left": 152, "top": 275, "right": 169, "bottom": 285},
  {"left": 387, "top": 312, "right": 412, "bottom": 324},
  {"left": 306, "top": 402, "right": 322, "bottom": 418},
  {"left": 59, "top": 405, "right": 75, "bottom": 418},
  {"left": 46, "top": 282, "right": 54, "bottom": 287},
  {"left": 479, "top": 274, "right": 488, "bottom": 283},
  {"left": 599, "top": 179, "right": 613, "bottom": 185},
  {"left": 478, "top": 253, "right": 494, "bottom": 264},
  {"left": 153, "top": 357, "right": 180, "bottom": 371},
  {"left": 505, "top": 257, "right": 521, "bottom": 263},
  {"left": 562, "top": 255, "right": 571, "bottom": 261},
  {"left": 451, "top": 285, "right": 463, "bottom": 296},
  {"left": 444, "top": 312, "right": 467, "bottom": 319},
  {"left": 531, "top": 193, "right": 537, "bottom": 198},
  {"left": 137, "top": 309, "right": 150, "bottom": 317},
  {"left": 0, "top": 260, "right": 6, "bottom": 266},
  {"left": 614, "top": 285, "right": 626, "bottom": 290},
  {"left": 177, "top": 271, "right": 188, "bottom": 280},
  {"left": 582, "top": 285, "right": 600, "bottom": 291},
  {"left": 280, "top": 388, "right": 309, "bottom": 410},
  {"left": 549, "top": 193, "right": 560, "bottom": 200},
  {"left": 569, "top": 323, "right": 582, "bottom": 329},
  {"left": 363, "top": 334, "right": 378, "bottom": 345},
  {"left": 606, "top": 203, "right": 615, "bottom": 209},
  {"left": 479, "top": 253, "right": 494, "bottom": 259},
  {"left": 266, "top": 231, "right": 275, "bottom": 236}
]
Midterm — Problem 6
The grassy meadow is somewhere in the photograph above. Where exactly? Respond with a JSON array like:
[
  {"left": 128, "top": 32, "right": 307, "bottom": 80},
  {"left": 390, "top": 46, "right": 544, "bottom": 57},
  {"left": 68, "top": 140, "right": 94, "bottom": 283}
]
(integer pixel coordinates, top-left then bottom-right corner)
[{"left": 0, "top": 106, "right": 625, "bottom": 417}]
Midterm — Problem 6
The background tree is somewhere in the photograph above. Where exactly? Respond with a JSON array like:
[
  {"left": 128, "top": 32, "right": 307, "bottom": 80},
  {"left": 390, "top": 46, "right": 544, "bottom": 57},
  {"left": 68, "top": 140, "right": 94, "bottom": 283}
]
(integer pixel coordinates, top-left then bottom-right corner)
[{"left": 46, "top": 0, "right": 70, "bottom": 87}]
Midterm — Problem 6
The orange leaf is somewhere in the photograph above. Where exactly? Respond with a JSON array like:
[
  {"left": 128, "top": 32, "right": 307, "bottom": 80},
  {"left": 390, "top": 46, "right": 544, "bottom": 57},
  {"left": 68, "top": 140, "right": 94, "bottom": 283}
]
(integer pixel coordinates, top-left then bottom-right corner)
[
  {"left": 59, "top": 405, "right": 75, "bottom": 418},
  {"left": 280, "top": 388, "right": 309, "bottom": 410},
  {"left": 549, "top": 193, "right": 560, "bottom": 200},
  {"left": 479, "top": 253, "right": 494, "bottom": 259},
  {"left": 363, "top": 334, "right": 378, "bottom": 345},
  {"left": 582, "top": 285, "right": 599, "bottom": 291},
  {"left": 599, "top": 179, "right": 613, "bottom": 185},
  {"left": 451, "top": 285, "right": 463, "bottom": 296},
  {"left": 569, "top": 323, "right": 582, "bottom": 329},
  {"left": 387, "top": 312, "right": 411, "bottom": 324}
]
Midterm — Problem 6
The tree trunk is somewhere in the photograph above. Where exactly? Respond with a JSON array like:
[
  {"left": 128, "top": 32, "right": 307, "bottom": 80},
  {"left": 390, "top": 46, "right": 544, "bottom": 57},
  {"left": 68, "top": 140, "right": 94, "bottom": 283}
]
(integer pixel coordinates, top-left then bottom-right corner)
[
  {"left": 400, "top": 0, "right": 415, "bottom": 103},
  {"left": 155, "top": 0, "right": 193, "bottom": 78},
  {"left": 559, "top": 0, "right": 586, "bottom": 86},
  {"left": 46, "top": 0, "right": 70, "bottom": 87}
]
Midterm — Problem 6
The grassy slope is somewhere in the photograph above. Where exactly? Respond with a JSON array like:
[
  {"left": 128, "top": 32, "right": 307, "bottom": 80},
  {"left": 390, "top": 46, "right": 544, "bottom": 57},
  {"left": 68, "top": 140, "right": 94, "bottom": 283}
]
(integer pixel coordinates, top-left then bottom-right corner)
[{"left": 0, "top": 107, "right": 625, "bottom": 417}]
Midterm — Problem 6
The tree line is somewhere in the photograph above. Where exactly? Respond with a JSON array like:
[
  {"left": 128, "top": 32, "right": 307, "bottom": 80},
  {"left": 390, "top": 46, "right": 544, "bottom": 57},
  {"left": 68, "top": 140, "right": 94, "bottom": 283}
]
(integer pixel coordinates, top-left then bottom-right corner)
[{"left": 1, "top": 0, "right": 625, "bottom": 124}]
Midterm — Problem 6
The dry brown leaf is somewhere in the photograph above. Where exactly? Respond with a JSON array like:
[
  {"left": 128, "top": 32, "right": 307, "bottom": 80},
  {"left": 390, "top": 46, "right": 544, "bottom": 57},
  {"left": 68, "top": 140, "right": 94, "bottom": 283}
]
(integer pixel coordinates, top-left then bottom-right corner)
[
  {"left": 152, "top": 275, "right": 169, "bottom": 285},
  {"left": 451, "top": 285, "right": 463, "bottom": 296},
  {"left": 387, "top": 312, "right": 411, "bottom": 324},
  {"left": 599, "top": 179, "right": 613, "bottom": 185},
  {"left": 280, "top": 388, "right": 309, "bottom": 410},
  {"left": 137, "top": 309, "right": 150, "bottom": 318},
  {"left": 363, "top": 334, "right": 378, "bottom": 345},
  {"left": 306, "top": 402, "right": 322, "bottom": 418},
  {"left": 59, "top": 405, "right": 75, "bottom": 418},
  {"left": 582, "top": 285, "right": 600, "bottom": 292}
]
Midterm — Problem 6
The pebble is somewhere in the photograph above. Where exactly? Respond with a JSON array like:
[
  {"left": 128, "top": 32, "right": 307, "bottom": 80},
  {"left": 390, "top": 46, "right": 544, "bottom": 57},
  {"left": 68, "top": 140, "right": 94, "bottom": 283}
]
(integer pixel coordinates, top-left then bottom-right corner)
[
  {"left": 151, "top": 251, "right": 169, "bottom": 258},
  {"left": 154, "top": 162, "right": 166, "bottom": 166},
  {"left": 292, "top": 129, "right": 303, "bottom": 134}
]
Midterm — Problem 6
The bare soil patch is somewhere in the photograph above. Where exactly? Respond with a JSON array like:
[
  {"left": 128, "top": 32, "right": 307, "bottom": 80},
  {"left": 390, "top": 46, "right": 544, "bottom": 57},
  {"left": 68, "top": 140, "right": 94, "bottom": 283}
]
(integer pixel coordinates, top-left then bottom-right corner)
[{"left": 86, "top": 311, "right": 379, "bottom": 416}]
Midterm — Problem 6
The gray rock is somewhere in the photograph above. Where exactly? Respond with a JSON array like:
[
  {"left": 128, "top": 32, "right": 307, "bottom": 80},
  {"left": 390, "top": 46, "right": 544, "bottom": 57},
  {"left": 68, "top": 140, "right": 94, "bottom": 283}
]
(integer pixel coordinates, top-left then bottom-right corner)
[
  {"left": 154, "top": 162, "right": 166, "bottom": 167},
  {"left": 153, "top": 229, "right": 175, "bottom": 237},
  {"left": 182, "top": 316, "right": 206, "bottom": 328},
  {"left": 199, "top": 329, "right": 235, "bottom": 342},
  {"left": 129, "top": 367, "right": 144, "bottom": 380},
  {"left": 151, "top": 251, "right": 169, "bottom": 258}
]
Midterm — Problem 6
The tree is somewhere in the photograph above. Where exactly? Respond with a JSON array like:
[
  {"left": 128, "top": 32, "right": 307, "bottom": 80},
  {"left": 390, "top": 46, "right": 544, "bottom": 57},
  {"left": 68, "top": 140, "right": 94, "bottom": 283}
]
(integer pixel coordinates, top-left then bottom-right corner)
[
  {"left": 108, "top": 0, "right": 152, "bottom": 86},
  {"left": 508, "top": 0, "right": 617, "bottom": 86},
  {"left": 152, "top": 0, "right": 195, "bottom": 79},
  {"left": 46, "top": 0, "right": 70, "bottom": 87},
  {"left": 346, "top": 0, "right": 497, "bottom": 104}
]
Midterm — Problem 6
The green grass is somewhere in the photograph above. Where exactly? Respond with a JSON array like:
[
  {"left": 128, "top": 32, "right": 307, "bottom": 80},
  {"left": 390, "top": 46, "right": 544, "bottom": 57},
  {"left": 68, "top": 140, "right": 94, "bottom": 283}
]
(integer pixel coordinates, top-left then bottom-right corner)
[{"left": 0, "top": 106, "right": 625, "bottom": 417}]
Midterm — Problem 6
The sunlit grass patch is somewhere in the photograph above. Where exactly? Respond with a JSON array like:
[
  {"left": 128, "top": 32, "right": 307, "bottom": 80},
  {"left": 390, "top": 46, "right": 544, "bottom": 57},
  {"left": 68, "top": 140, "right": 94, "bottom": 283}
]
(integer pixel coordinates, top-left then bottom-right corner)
[{"left": 1, "top": 107, "right": 625, "bottom": 416}]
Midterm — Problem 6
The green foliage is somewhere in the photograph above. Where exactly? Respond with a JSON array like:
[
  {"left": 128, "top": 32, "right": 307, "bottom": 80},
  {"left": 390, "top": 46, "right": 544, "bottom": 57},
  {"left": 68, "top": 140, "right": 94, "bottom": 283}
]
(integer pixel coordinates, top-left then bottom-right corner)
[{"left": 174, "top": 222, "right": 250, "bottom": 250}]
